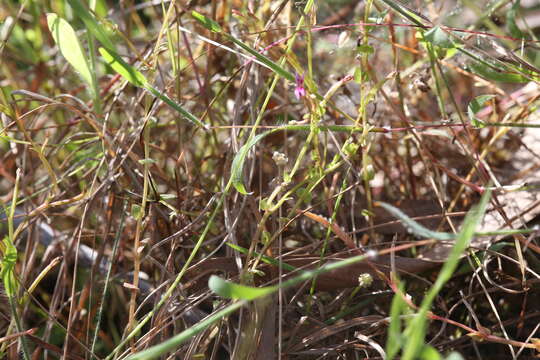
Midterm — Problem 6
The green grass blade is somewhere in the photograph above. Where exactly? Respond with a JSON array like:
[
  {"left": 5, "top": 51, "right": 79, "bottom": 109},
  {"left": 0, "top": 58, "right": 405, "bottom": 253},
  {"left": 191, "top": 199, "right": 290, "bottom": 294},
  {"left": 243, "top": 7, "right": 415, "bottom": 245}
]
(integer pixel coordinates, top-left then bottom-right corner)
[
  {"left": 98, "top": 47, "right": 148, "bottom": 87},
  {"left": 126, "top": 300, "right": 246, "bottom": 360},
  {"left": 67, "top": 0, "right": 116, "bottom": 51},
  {"left": 146, "top": 86, "right": 207, "bottom": 129},
  {"left": 47, "top": 13, "right": 94, "bottom": 91},
  {"left": 231, "top": 129, "right": 277, "bottom": 194},
  {"left": 191, "top": 11, "right": 295, "bottom": 82},
  {"left": 191, "top": 10, "right": 223, "bottom": 33},
  {"left": 376, "top": 202, "right": 456, "bottom": 241},
  {"left": 401, "top": 189, "right": 491, "bottom": 360}
]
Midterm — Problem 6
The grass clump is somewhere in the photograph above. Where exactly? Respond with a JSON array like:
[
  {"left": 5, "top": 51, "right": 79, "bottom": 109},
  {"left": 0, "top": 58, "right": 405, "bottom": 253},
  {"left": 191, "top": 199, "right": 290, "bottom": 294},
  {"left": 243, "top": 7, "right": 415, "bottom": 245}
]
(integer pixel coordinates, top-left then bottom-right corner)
[{"left": 1, "top": 0, "right": 540, "bottom": 359}]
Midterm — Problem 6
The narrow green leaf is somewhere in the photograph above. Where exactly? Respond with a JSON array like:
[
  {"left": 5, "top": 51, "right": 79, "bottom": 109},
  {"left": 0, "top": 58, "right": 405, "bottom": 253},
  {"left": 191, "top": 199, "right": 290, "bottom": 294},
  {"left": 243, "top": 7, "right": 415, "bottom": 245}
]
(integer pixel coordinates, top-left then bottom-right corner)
[
  {"left": 146, "top": 86, "right": 207, "bottom": 129},
  {"left": 507, "top": 1, "right": 524, "bottom": 39},
  {"left": 424, "top": 26, "right": 454, "bottom": 49},
  {"left": 126, "top": 300, "right": 246, "bottom": 360},
  {"left": 47, "top": 13, "right": 94, "bottom": 88},
  {"left": 231, "top": 130, "right": 277, "bottom": 194},
  {"left": 209, "top": 275, "right": 276, "bottom": 300},
  {"left": 67, "top": 0, "right": 116, "bottom": 51},
  {"left": 402, "top": 189, "right": 491, "bottom": 360},
  {"left": 386, "top": 283, "right": 407, "bottom": 360},
  {"left": 98, "top": 47, "right": 148, "bottom": 87},
  {"left": 376, "top": 202, "right": 456, "bottom": 241},
  {"left": 468, "top": 62, "right": 528, "bottom": 83},
  {"left": 191, "top": 11, "right": 222, "bottom": 33},
  {"left": 467, "top": 94, "right": 495, "bottom": 128},
  {"left": 191, "top": 11, "right": 294, "bottom": 82}
]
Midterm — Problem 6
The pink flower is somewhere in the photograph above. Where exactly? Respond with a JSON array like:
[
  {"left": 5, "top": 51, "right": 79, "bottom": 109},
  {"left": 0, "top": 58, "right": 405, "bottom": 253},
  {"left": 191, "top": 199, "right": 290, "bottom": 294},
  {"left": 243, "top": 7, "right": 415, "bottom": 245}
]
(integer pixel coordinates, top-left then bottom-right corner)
[{"left": 294, "top": 73, "right": 306, "bottom": 99}]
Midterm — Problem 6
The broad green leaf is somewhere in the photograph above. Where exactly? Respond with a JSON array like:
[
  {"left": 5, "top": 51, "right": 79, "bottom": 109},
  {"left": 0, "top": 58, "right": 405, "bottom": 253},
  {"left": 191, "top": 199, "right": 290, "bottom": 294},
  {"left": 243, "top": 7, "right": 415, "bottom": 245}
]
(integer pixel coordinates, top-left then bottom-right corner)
[
  {"left": 191, "top": 10, "right": 222, "bottom": 33},
  {"left": 376, "top": 202, "right": 456, "bottom": 241},
  {"left": 507, "top": 1, "right": 524, "bottom": 39},
  {"left": 467, "top": 94, "right": 495, "bottom": 128},
  {"left": 424, "top": 26, "right": 454, "bottom": 49},
  {"left": 47, "top": 13, "right": 94, "bottom": 88},
  {"left": 419, "top": 345, "right": 442, "bottom": 360},
  {"left": 1, "top": 237, "right": 18, "bottom": 296},
  {"left": 208, "top": 275, "right": 276, "bottom": 300},
  {"left": 98, "top": 47, "right": 147, "bottom": 87},
  {"left": 67, "top": 0, "right": 116, "bottom": 51}
]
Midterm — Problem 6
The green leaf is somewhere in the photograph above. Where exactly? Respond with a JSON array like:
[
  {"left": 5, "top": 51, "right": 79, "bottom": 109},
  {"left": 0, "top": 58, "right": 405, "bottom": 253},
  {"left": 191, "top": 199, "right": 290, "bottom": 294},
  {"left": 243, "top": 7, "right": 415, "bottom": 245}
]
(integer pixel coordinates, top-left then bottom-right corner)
[
  {"left": 191, "top": 11, "right": 294, "bottom": 82},
  {"left": 468, "top": 62, "right": 528, "bottom": 83},
  {"left": 126, "top": 300, "right": 245, "bottom": 360},
  {"left": 376, "top": 202, "right": 456, "bottom": 241},
  {"left": 145, "top": 86, "right": 207, "bottom": 129},
  {"left": 507, "top": 1, "right": 524, "bottom": 39},
  {"left": 208, "top": 275, "right": 276, "bottom": 300},
  {"left": 467, "top": 95, "right": 495, "bottom": 128},
  {"left": 419, "top": 345, "right": 442, "bottom": 360},
  {"left": 99, "top": 48, "right": 206, "bottom": 128},
  {"left": 67, "top": 0, "right": 116, "bottom": 51},
  {"left": 47, "top": 13, "right": 94, "bottom": 88},
  {"left": 191, "top": 11, "right": 222, "bottom": 33},
  {"left": 231, "top": 130, "right": 277, "bottom": 194},
  {"left": 386, "top": 283, "right": 407, "bottom": 360},
  {"left": 424, "top": 26, "right": 454, "bottom": 49},
  {"left": 98, "top": 47, "right": 148, "bottom": 87},
  {"left": 1, "top": 236, "right": 18, "bottom": 296},
  {"left": 401, "top": 189, "right": 491, "bottom": 360}
]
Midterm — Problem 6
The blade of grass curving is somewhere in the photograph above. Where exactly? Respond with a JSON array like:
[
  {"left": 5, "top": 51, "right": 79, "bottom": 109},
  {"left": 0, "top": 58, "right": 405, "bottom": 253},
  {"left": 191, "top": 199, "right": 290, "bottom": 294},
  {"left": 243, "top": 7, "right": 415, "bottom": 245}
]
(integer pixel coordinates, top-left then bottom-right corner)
[
  {"left": 375, "top": 202, "right": 456, "bottom": 241},
  {"left": 67, "top": 0, "right": 116, "bottom": 51},
  {"left": 401, "top": 189, "right": 491, "bottom": 360},
  {"left": 126, "top": 300, "right": 246, "bottom": 360},
  {"left": 126, "top": 250, "right": 376, "bottom": 359},
  {"left": 230, "top": 124, "right": 366, "bottom": 194},
  {"left": 191, "top": 11, "right": 295, "bottom": 82},
  {"left": 47, "top": 13, "right": 95, "bottom": 94},
  {"left": 99, "top": 47, "right": 207, "bottom": 128},
  {"left": 231, "top": 129, "right": 278, "bottom": 194}
]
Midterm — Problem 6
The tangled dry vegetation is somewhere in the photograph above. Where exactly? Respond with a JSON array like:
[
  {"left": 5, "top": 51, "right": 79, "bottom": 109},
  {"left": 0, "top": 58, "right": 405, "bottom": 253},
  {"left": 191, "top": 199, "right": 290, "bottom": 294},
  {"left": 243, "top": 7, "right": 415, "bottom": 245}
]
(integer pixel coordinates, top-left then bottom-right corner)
[{"left": 1, "top": 0, "right": 540, "bottom": 359}]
